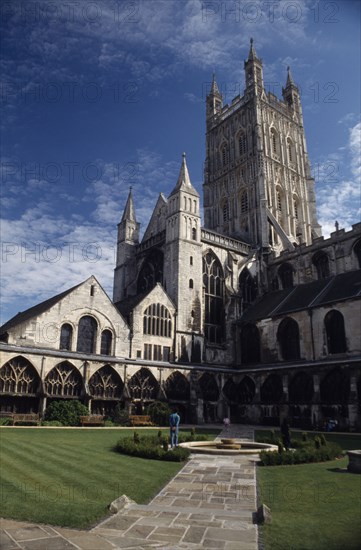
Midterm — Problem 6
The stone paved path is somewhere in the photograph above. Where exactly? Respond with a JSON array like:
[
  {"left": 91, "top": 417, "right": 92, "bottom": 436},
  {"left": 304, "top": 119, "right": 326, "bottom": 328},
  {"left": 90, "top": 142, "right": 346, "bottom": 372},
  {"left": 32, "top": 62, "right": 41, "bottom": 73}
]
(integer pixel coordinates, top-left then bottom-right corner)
[{"left": 1, "top": 425, "right": 259, "bottom": 550}]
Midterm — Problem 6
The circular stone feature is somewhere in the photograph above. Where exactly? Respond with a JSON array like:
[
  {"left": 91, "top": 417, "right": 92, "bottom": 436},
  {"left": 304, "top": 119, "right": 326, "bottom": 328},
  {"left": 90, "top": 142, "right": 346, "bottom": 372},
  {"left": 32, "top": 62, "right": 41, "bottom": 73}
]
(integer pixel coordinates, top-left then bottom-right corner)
[
  {"left": 221, "top": 438, "right": 236, "bottom": 444},
  {"left": 216, "top": 444, "right": 241, "bottom": 450},
  {"left": 179, "top": 440, "right": 278, "bottom": 455}
]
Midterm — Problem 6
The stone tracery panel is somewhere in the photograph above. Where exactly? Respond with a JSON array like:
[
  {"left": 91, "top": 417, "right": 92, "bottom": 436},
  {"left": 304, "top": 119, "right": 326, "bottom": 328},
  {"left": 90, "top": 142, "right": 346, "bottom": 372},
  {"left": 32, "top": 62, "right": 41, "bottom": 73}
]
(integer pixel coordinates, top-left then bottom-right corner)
[
  {"left": 0, "top": 357, "right": 40, "bottom": 395},
  {"left": 45, "top": 362, "right": 83, "bottom": 397},
  {"left": 88, "top": 365, "right": 123, "bottom": 399},
  {"left": 128, "top": 367, "right": 159, "bottom": 401},
  {"left": 163, "top": 371, "right": 190, "bottom": 401}
]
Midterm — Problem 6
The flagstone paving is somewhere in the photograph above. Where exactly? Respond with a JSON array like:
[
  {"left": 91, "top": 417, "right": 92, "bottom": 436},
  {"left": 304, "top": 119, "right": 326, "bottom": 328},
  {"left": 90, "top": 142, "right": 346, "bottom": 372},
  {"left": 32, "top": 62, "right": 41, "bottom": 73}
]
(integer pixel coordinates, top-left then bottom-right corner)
[{"left": 1, "top": 425, "right": 259, "bottom": 549}]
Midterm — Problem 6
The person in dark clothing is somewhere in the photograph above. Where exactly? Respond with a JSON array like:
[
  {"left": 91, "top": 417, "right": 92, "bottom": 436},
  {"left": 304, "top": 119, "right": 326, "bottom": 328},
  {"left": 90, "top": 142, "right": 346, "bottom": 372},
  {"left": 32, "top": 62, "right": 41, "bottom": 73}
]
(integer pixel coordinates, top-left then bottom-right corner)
[{"left": 281, "top": 418, "right": 291, "bottom": 450}]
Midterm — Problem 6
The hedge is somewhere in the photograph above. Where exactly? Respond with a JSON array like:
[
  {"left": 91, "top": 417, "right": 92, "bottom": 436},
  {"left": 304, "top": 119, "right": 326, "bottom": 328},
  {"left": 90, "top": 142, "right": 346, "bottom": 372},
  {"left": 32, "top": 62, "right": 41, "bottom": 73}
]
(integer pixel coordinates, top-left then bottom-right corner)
[{"left": 259, "top": 441, "right": 343, "bottom": 466}]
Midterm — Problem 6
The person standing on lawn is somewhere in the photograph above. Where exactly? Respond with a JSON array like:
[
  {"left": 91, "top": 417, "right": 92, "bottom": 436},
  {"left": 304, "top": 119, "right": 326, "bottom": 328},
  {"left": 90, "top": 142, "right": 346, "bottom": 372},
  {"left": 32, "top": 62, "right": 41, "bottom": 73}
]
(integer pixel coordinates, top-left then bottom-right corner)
[{"left": 169, "top": 409, "right": 180, "bottom": 448}]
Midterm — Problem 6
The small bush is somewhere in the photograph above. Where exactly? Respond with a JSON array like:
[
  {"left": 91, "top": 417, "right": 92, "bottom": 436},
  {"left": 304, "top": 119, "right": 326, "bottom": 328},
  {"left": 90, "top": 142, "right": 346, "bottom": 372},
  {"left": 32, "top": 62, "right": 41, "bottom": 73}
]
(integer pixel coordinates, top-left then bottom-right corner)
[
  {"left": 44, "top": 400, "right": 89, "bottom": 426},
  {"left": 314, "top": 436, "right": 321, "bottom": 449},
  {"left": 320, "top": 434, "right": 327, "bottom": 446},
  {"left": 111, "top": 404, "right": 129, "bottom": 425},
  {"left": 191, "top": 427, "right": 196, "bottom": 438},
  {"left": 133, "top": 431, "right": 140, "bottom": 444},
  {"left": 162, "top": 437, "right": 169, "bottom": 451},
  {"left": 0, "top": 417, "right": 13, "bottom": 426},
  {"left": 302, "top": 432, "right": 308, "bottom": 442},
  {"left": 115, "top": 435, "right": 190, "bottom": 462},
  {"left": 146, "top": 401, "right": 171, "bottom": 426},
  {"left": 277, "top": 440, "right": 284, "bottom": 454},
  {"left": 259, "top": 441, "right": 343, "bottom": 466}
]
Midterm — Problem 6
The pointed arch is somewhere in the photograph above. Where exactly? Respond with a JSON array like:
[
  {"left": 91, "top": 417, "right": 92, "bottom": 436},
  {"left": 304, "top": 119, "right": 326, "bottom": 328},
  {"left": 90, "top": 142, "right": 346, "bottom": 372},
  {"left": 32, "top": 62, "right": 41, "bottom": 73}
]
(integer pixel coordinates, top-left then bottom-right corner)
[
  {"left": 60, "top": 324, "right": 73, "bottom": 351},
  {"left": 239, "top": 376, "right": 255, "bottom": 404},
  {"left": 77, "top": 316, "right": 97, "bottom": 354},
  {"left": 222, "top": 378, "right": 239, "bottom": 403},
  {"left": 163, "top": 371, "right": 190, "bottom": 401},
  {"left": 199, "top": 372, "right": 220, "bottom": 401},
  {"left": 203, "top": 251, "right": 225, "bottom": 344},
  {"left": 312, "top": 251, "right": 330, "bottom": 280},
  {"left": 240, "top": 190, "right": 249, "bottom": 213},
  {"left": 45, "top": 362, "right": 83, "bottom": 397},
  {"left": 0, "top": 356, "right": 40, "bottom": 395},
  {"left": 239, "top": 267, "right": 258, "bottom": 306},
  {"left": 320, "top": 368, "right": 350, "bottom": 404},
  {"left": 278, "top": 263, "right": 294, "bottom": 289},
  {"left": 100, "top": 330, "right": 113, "bottom": 356},
  {"left": 238, "top": 131, "right": 247, "bottom": 156},
  {"left": 88, "top": 365, "right": 123, "bottom": 399},
  {"left": 240, "top": 324, "right": 260, "bottom": 364},
  {"left": 261, "top": 374, "right": 283, "bottom": 403},
  {"left": 137, "top": 249, "right": 164, "bottom": 293},
  {"left": 352, "top": 239, "right": 361, "bottom": 268},
  {"left": 277, "top": 317, "right": 300, "bottom": 361},
  {"left": 288, "top": 372, "right": 314, "bottom": 403},
  {"left": 324, "top": 310, "right": 346, "bottom": 354},
  {"left": 128, "top": 367, "right": 159, "bottom": 401}
]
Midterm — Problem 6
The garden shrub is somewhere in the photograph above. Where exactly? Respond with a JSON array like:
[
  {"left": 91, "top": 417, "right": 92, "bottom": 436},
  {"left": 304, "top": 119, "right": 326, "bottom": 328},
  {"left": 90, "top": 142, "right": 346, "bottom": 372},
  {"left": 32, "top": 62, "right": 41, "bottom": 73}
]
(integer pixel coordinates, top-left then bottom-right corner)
[
  {"left": 146, "top": 401, "right": 171, "bottom": 426},
  {"left": 44, "top": 400, "right": 89, "bottom": 426},
  {"left": 115, "top": 435, "right": 190, "bottom": 462},
  {"left": 0, "top": 417, "right": 13, "bottom": 426},
  {"left": 41, "top": 420, "right": 63, "bottom": 427},
  {"left": 259, "top": 441, "right": 342, "bottom": 466},
  {"left": 111, "top": 403, "right": 129, "bottom": 425}
]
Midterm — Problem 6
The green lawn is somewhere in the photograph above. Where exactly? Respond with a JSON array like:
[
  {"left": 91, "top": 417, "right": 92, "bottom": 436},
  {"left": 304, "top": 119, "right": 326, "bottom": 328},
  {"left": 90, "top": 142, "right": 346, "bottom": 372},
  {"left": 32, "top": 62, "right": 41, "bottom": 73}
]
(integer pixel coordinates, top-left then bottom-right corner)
[
  {"left": 257, "top": 450, "right": 361, "bottom": 549},
  {"left": 0, "top": 427, "right": 218, "bottom": 528}
]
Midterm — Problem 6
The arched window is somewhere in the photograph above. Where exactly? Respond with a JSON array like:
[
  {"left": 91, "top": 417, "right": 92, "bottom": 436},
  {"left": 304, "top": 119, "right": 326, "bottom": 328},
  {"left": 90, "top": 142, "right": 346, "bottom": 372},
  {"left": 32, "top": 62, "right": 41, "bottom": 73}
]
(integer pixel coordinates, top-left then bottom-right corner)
[
  {"left": 100, "top": 330, "right": 113, "bottom": 356},
  {"left": 240, "top": 324, "right": 260, "bottom": 364},
  {"left": 270, "top": 128, "right": 278, "bottom": 156},
  {"left": 312, "top": 251, "right": 330, "bottom": 280},
  {"left": 320, "top": 368, "right": 350, "bottom": 404},
  {"left": 239, "top": 376, "right": 256, "bottom": 404},
  {"left": 277, "top": 317, "right": 300, "bottom": 361},
  {"left": 240, "top": 191, "right": 249, "bottom": 213},
  {"left": 278, "top": 263, "right": 294, "bottom": 289},
  {"left": 203, "top": 252, "right": 224, "bottom": 344},
  {"left": 143, "top": 304, "right": 172, "bottom": 337},
  {"left": 189, "top": 279, "right": 194, "bottom": 289},
  {"left": 128, "top": 367, "right": 159, "bottom": 401},
  {"left": 288, "top": 372, "right": 314, "bottom": 403},
  {"left": 89, "top": 365, "right": 123, "bottom": 398},
  {"left": 239, "top": 268, "right": 258, "bottom": 306},
  {"left": 261, "top": 374, "right": 283, "bottom": 403},
  {"left": 163, "top": 371, "right": 190, "bottom": 400},
  {"left": 353, "top": 239, "right": 361, "bottom": 268},
  {"left": 60, "top": 324, "right": 73, "bottom": 351},
  {"left": 293, "top": 199, "right": 299, "bottom": 220},
  {"left": 239, "top": 133, "right": 247, "bottom": 156},
  {"left": 222, "top": 201, "right": 229, "bottom": 222},
  {"left": 324, "top": 310, "right": 346, "bottom": 354},
  {"left": 137, "top": 249, "right": 164, "bottom": 293},
  {"left": 77, "top": 316, "right": 97, "bottom": 354},
  {"left": 277, "top": 191, "right": 282, "bottom": 212},
  {"left": 222, "top": 379, "right": 239, "bottom": 403},
  {"left": 222, "top": 144, "right": 229, "bottom": 166},
  {"left": 45, "top": 362, "right": 83, "bottom": 397},
  {"left": 0, "top": 356, "right": 39, "bottom": 395},
  {"left": 287, "top": 138, "right": 294, "bottom": 163},
  {"left": 192, "top": 227, "right": 197, "bottom": 240},
  {"left": 199, "top": 373, "right": 219, "bottom": 401}
]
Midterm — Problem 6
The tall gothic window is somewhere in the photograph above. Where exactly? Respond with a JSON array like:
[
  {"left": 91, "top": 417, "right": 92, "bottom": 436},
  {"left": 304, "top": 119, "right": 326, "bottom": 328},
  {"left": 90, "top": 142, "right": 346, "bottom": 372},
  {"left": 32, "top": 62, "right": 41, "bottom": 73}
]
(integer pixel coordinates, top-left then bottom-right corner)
[
  {"left": 137, "top": 249, "right": 164, "bottom": 293},
  {"left": 222, "top": 144, "right": 229, "bottom": 166},
  {"left": 239, "top": 376, "right": 256, "bottom": 403},
  {"left": 45, "top": 362, "right": 83, "bottom": 397},
  {"left": 239, "top": 268, "right": 258, "bottom": 306},
  {"left": 261, "top": 374, "right": 283, "bottom": 403},
  {"left": 277, "top": 317, "right": 300, "bottom": 361},
  {"left": 312, "top": 251, "right": 330, "bottom": 279},
  {"left": 353, "top": 239, "right": 361, "bottom": 268},
  {"left": 287, "top": 138, "right": 294, "bottom": 163},
  {"left": 270, "top": 128, "right": 278, "bottom": 156},
  {"left": 60, "top": 324, "right": 73, "bottom": 351},
  {"left": 88, "top": 365, "right": 123, "bottom": 398},
  {"left": 100, "top": 330, "right": 113, "bottom": 356},
  {"left": 76, "top": 316, "right": 97, "bottom": 354},
  {"left": 324, "top": 310, "right": 347, "bottom": 354},
  {"left": 240, "top": 191, "right": 249, "bottom": 213},
  {"left": 240, "top": 324, "right": 260, "bottom": 364},
  {"left": 222, "top": 201, "right": 229, "bottom": 222},
  {"left": 163, "top": 371, "right": 190, "bottom": 400},
  {"left": 0, "top": 357, "right": 40, "bottom": 395},
  {"left": 203, "top": 252, "right": 224, "bottom": 344},
  {"left": 239, "top": 133, "right": 247, "bottom": 156},
  {"left": 277, "top": 191, "right": 282, "bottom": 212},
  {"left": 143, "top": 304, "right": 172, "bottom": 337},
  {"left": 278, "top": 263, "right": 294, "bottom": 289}
]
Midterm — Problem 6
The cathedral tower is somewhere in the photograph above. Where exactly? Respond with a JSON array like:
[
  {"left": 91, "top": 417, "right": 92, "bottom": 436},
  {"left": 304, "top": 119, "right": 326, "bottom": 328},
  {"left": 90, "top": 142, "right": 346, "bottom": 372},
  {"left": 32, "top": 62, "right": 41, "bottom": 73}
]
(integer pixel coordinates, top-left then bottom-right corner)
[
  {"left": 164, "top": 154, "right": 203, "bottom": 362},
  {"left": 203, "top": 39, "right": 321, "bottom": 253},
  {"left": 113, "top": 188, "right": 140, "bottom": 302}
]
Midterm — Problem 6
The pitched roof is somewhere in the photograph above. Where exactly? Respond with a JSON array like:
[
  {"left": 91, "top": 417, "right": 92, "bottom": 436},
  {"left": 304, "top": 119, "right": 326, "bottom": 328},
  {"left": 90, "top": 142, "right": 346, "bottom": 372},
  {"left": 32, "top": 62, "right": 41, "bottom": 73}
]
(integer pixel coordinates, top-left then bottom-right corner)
[
  {"left": 0, "top": 282, "right": 83, "bottom": 334},
  {"left": 239, "top": 269, "right": 361, "bottom": 323},
  {"left": 169, "top": 153, "right": 199, "bottom": 198},
  {"left": 114, "top": 291, "right": 150, "bottom": 322}
]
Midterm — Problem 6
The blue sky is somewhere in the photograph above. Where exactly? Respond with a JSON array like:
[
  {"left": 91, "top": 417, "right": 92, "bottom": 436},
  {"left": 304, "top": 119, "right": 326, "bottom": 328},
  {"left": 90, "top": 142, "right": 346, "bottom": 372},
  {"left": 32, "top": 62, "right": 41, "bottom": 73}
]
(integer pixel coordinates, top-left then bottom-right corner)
[{"left": 1, "top": 0, "right": 360, "bottom": 325}]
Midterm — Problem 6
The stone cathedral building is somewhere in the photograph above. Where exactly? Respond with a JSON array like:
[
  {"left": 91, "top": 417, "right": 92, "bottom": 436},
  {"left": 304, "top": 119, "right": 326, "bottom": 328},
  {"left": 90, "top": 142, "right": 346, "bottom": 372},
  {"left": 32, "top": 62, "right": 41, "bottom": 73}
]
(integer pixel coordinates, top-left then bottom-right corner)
[{"left": 1, "top": 41, "right": 360, "bottom": 430}]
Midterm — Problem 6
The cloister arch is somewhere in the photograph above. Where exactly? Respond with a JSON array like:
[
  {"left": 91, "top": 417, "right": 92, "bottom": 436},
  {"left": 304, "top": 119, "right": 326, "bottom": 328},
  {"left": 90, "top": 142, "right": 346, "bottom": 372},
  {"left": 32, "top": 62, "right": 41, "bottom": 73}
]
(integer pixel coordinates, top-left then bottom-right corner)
[
  {"left": 163, "top": 371, "right": 190, "bottom": 401},
  {"left": 0, "top": 356, "right": 41, "bottom": 413},
  {"left": 44, "top": 362, "right": 84, "bottom": 398}
]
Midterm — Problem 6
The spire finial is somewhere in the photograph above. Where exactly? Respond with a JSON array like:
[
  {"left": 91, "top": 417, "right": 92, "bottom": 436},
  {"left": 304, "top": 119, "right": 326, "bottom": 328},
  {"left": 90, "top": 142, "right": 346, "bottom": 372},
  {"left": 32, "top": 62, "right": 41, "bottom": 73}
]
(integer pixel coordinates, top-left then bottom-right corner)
[{"left": 121, "top": 187, "right": 136, "bottom": 223}]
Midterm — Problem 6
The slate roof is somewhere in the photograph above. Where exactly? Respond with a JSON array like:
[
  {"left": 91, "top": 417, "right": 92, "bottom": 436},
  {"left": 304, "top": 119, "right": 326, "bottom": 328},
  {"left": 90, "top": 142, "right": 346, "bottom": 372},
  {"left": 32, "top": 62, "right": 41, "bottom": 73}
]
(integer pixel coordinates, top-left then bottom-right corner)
[
  {"left": 0, "top": 282, "right": 83, "bottom": 334},
  {"left": 239, "top": 269, "right": 361, "bottom": 323},
  {"left": 114, "top": 291, "right": 150, "bottom": 322}
]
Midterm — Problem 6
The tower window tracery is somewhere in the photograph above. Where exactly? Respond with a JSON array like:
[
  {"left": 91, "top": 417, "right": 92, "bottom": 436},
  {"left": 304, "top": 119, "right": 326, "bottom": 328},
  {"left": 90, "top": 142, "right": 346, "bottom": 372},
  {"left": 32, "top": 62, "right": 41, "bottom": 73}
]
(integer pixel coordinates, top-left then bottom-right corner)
[
  {"left": 143, "top": 304, "right": 172, "bottom": 337},
  {"left": 241, "top": 191, "right": 249, "bottom": 213},
  {"left": 312, "top": 251, "right": 330, "bottom": 280},
  {"left": 203, "top": 252, "right": 225, "bottom": 344},
  {"left": 239, "top": 133, "right": 247, "bottom": 156}
]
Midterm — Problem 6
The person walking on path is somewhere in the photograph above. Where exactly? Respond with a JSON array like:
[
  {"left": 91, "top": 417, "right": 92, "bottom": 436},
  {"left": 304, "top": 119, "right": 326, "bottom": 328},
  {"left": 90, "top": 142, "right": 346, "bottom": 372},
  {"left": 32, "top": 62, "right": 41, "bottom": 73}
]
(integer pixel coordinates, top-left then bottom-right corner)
[{"left": 169, "top": 409, "right": 180, "bottom": 448}]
